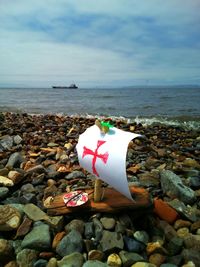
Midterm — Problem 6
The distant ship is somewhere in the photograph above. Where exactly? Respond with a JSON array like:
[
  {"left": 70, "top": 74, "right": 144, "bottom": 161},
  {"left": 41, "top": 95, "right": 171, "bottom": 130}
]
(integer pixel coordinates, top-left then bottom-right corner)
[{"left": 52, "top": 84, "right": 78, "bottom": 89}]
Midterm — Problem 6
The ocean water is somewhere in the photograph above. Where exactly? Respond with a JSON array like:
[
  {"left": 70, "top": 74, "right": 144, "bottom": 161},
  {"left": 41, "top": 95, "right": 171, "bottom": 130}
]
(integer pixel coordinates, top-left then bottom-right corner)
[{"left": 0, "top": 86, "right": 200, "bottom": 129}]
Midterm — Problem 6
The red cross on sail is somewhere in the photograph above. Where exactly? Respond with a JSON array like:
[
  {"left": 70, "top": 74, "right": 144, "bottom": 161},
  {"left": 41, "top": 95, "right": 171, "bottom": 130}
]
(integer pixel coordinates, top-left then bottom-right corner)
[{"left": 82, "top": 140, "right": 109, "bottom": 177}]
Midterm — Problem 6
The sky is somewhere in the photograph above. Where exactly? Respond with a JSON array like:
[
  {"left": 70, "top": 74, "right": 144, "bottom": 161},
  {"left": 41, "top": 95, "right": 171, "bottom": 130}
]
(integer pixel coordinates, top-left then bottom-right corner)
[{"left": 0, "top": 0, "right": 200, "bottom": 88}]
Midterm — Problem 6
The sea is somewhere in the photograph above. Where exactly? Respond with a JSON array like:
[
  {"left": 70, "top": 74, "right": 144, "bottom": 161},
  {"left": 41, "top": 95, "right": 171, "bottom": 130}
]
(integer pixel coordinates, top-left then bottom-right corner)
[{"left": 0, "top": 86, "right": 200, "bottom": 130}]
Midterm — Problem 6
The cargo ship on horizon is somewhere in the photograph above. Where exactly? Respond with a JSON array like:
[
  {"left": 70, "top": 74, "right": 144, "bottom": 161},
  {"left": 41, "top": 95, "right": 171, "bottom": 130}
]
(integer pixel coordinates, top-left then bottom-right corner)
[{"left": 52, "top": 84, "right": 78, "bottom": 89}]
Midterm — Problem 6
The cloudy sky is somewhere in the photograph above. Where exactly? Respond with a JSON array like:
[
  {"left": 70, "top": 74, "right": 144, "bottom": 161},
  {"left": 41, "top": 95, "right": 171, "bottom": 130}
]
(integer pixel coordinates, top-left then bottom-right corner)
[{"left": 0, "top": 0, "right": 200, "bottom": 88}]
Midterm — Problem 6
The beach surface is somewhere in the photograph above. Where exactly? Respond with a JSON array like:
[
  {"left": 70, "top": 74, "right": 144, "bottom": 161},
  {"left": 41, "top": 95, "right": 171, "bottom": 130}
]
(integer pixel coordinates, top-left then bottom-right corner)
[{"left": 0, "top": 112, "right": 200, "bottom": 266}]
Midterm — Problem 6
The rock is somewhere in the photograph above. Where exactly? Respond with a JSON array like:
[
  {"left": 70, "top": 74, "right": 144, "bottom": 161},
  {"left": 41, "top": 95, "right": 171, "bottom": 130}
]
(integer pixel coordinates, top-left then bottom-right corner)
[
  {"left": 88, "top": 250, "right": 104, "bottom": 261},
  {"left": 167, "top": 236, "right": 183, "bottom": 255},
  {"left": 4, "top": 261, "right": 19, "bottom": 267},
  {"left": 13, "top": 135, "right": 23, "bottom": 145},
  {"left": 93, "top": 217, "right": 103, "bottom": 244},
  {"left": 157, "top": 220, "right": 177, "bottom": 241},
  {"left": 0, "top": 176, "right": 14, "bottom": 187},
  {"left": 0, "top": 205, "right": 21, "bottom": 231},
  {"left": 84, "top": 222, "right": 94, "bottom": 239},
  {"left": 0, "top": 187, "right": 9, "bottom": 199},
  {"left": 181, "top": 249, "right": 200, "bottom": 266},
  {"left": 16, "top": 248, "right": 39, "bottom": 267},
  {"left": 107, "top": 253, "right": 122, "bottom": 267},
  {"left": 56, "top": 229, "right": 83, "bottom": 257},
  {"left": 183, "top": 158, "right": 200, "bottom": 169},
  {"left": 0, "top": 239, "right": 14, "bottom": 263},
  {"left": 133, "top": 231, "right": 149, "bottom": 245},
  {"left": 57, "top": 252, "right": 84, "bottom": 267},
  {"left": 181, "top": 261, "right": 196, "bottom": 267},
  {"left": 46, "top": 257, "right": 57, "bottom": 267},
  {"left": 100, "top": 216, "right": 116, "bottom": 230},
  {"left": 65, "top": 170, "right": 86, "bottom": 180},
  {"left": 188, "top": 176, "right": 200, "bottom": 189},
  {"left": 52, "top": 232, "right": 66, "bottom": 250},
  {"left": 65, "top": 219, "right": 85, "bottom": 235},
  {"left": 123, "top": 236, "right": 145, "bottom": 253},
  {"left": 119, "top": 250, "right": 144, "bottom": 267},
  {"left": 177, "top": 227, "right": 190, "bottom": 238},
  {"left": 19, "top": 192, "right": 37, "bottom": 204},
  {"left": 47, "top": 215, "right": 64, "bottom": 231},
  {"left": 146, "top": 241, "right": 167, "bottom": 255},
  {"left": 131, "top": 263, "right": 156, "bottom": 267},
  {"left": 149, "top": 253, "right": 166, "bottom": 266},
  {"left": 15, "top": 216, "right": 32, "bottom": 238},
  {"left": 21, "top": 223, "right": 51, "bottom": 250},
  {"left": 183, "top": 233, "right": 200, "bottom": 251},
  {"left": 99, "top": 230, "right": 124, "bottom": 253},
  {"left": 33, "top": 259, "right": 48, "bottom": 267},
  {"left": 191, "top": 220, "right": 200, "bottom": 233},
  {"left": 153, "top": 198, "right": 178, "bottom": 224},
  {"left": 6, "top": 152, "right": 24, "bottom": 168},
  {"left": 160, "top": 170, "right": 196, "bottom": 204},
  {"left": 0, "top": 135, "right": 13, "bottom": 151},
  {"left": 23, "top": 203, "right": 49, "bottom": 222},
  {"left": 8, "top": 170, "right": 23, "bottom": 184},
  {"left": 168, "top": 199, "right": 197, "bottom": 222},
  {"left": 26, "top": 165, "right": 46, "bottom": 174},
  {"left": 174, "top": 219, "right": 192, "bottom": 230},
  {"left": 83, "top": 260, "right": 108, "bottom": 267}
]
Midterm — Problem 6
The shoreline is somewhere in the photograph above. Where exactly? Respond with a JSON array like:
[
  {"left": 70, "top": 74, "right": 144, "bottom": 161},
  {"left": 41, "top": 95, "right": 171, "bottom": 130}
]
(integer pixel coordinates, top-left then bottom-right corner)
[
  {"left": 1, "top": 111, "right": 200, "bottom": 131},
  {"left": 0, "top": 112, "right": 200, "bottom": 266}
]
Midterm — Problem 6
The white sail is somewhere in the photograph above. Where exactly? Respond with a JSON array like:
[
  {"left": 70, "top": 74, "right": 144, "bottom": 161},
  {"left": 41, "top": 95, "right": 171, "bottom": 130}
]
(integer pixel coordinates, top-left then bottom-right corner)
[{"left": 76, "top": 125, "right": 140, "bottom": 201}]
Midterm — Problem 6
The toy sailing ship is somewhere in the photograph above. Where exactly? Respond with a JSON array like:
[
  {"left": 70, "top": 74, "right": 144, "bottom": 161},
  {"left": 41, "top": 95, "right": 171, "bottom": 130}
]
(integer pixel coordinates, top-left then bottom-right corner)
[{"left": 43, "top": 120, "right": 151, "bottom": 215}]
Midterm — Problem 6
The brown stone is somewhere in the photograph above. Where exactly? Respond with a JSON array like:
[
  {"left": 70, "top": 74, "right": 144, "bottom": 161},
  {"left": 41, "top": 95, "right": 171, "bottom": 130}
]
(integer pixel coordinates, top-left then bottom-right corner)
[{"left": 52, "top": 231, "right": 66, "bottom": 249}]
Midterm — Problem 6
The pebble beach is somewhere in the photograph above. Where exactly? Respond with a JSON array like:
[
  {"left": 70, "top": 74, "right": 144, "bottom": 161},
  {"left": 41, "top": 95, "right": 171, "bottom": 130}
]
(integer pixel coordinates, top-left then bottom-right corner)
[{"left": 0, "top": 112, "right": 200, "bottom": 267}]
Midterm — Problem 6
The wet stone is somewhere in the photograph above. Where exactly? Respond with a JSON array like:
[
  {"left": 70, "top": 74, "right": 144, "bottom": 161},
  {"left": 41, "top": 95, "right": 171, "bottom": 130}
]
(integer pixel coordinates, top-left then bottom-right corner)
[
  {"left": 99, "top": 230, "right": 124, "bottom": 253},
  {"left": 65, "top": 219, "right": 85, "bottom": 235},
  {"left": 0, "top": 239, "right": 14, "bottom": 263},
  {"left": 6, "top": 152, "right": 24, "bottom": 168},
  {"left": 56, "top": 229, "right": 83, "bottom": 257},
  {"left": 65, "top": 170, "right": 86, "bottom": 180},
  {"left": 119, "top": 250, "right": 144, "bottom": 267},
  {"left": 160, "top": 170, "right": 196, "bottom": 204},
  {"left": 84, "top": 222, "right": 94, "bottom": 239},
  {"left": 107, "top": 253, "right": 122, "bottom": 267},
  {"left": 82, "top": 260, "right": 108, "bottom": 267},
  {"left": 16, "top": 249, "right": 39, "bottom": 267},
  {"left": 133, "top": 230, "right": 149, "bottom": 245},
  {"left": 57, "top": 252, "right": 84, "bottom": 267},
  {"left": 0, "top": 187, "right": 9, "bottom": 199},
  {"left": 33, "top": 259, "right": 48, "bottom": 267},
  {"left": 21, "top": 222, "right": 51, "bottom": 251},
  {"left": 0, "top": 205, "right": 22, "bottom": 231},
  {"left": 100, "top": 216, "right": 116, "bottom": 230},
  {"left": 93, "top": 217, "right": 103, "bottom": 244},
  {"left": 168, "top": 199, "right": 197, "bottom": 222},
  {"left": 88, "top": 249, "right": 104, "bottom": 261},
  {"left": 123, "top": 236, "right": 146, "bottom": 253}
]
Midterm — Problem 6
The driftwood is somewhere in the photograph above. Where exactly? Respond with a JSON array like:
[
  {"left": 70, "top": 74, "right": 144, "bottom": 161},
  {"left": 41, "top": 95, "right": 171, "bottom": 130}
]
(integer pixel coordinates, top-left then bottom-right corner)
[{"left": 44, "top": 186, "right": 152, "bottom": 216}]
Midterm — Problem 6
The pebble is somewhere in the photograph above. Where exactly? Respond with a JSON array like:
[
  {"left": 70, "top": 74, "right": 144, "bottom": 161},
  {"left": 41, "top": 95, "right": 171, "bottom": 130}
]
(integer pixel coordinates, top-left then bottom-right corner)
[
  {"left": 119, "top": 250, "right": 144, "bottom": 266},
  {"left": 107, "top": 253, "right": 122, "bottom": 267},
  {"left": 0, "top": 176, "right": 14, "bottom": 187},
  {"left": 0, "top": 187, "right": 9, "bottom": 199},
  {"left": 16, "top": 249, "right": 39, "bottom": 267},
  {"left": 123, "top": 235, "right": 145, "bottom": 253},
  {"left": 99, "top": 230, "right": 124, "bottom": 253},
  {"left": 56, "top": 229, "right": 83, "bottom": 257},
  {"left": 100, "top": 216, "right": 116, "bottom": 230},
  {"left": 88, "top": 249, "right": 104, "bottom": 261},
  {"left": 160, "top": 170, "right": 196, "bottom": 204},
  {"left": 57, "top": 252, "right": 84, "bottom": 267},
  {"left": 65, "top": 219, "right": 85, "bottom": 235},
  {"left": 21, "top": 222, "right": 51, "bottom": 250},
  {"left": 0, "top": 205, "right": 21, "bottom": 231}
]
